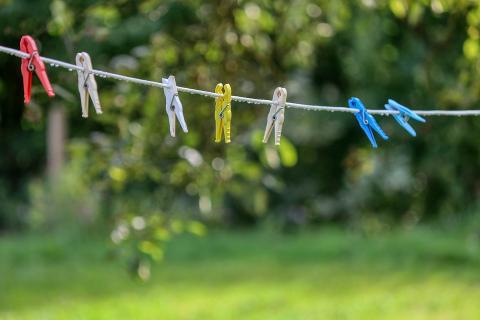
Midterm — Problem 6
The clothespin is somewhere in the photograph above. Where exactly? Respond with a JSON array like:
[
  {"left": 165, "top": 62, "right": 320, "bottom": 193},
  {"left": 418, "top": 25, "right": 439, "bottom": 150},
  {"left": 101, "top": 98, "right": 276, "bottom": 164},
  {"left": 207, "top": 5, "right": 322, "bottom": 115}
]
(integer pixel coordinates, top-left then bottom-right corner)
[
  {"left": 162, "top": 75, "right": 188, "bottom": 137},
  {"left": 20, "top": 35, "right": 55, "bottom": 105},
  {"left": 214, "top": 83, "right": 232, "bottom": 143},
  {"left": 385, "top": 99, "right": 426, "bottom": 137},
  {"left": 349, "top": 97, "right": 389, "bottom": 148},
  {"left": 263, "top": 87, "right": 287, "bottom": 145},
  {"left": 76, "top": 52, "right": 102, "bottom": 118}
]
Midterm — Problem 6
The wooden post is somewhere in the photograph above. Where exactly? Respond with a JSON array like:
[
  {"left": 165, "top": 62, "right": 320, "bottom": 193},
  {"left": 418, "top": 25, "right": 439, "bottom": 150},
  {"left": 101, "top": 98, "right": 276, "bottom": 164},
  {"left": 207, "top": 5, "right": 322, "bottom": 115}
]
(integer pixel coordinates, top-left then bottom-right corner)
[{"left": 47, "top": 104, "right": 66, "bottom": 178}]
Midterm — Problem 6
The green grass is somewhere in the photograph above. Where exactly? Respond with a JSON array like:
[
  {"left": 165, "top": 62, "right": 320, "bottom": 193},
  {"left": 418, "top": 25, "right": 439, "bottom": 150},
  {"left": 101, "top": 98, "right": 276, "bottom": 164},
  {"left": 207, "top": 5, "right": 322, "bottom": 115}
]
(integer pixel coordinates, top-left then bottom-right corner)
[{"left": 1, "top": 227, "right": 480, "bottom": 319}]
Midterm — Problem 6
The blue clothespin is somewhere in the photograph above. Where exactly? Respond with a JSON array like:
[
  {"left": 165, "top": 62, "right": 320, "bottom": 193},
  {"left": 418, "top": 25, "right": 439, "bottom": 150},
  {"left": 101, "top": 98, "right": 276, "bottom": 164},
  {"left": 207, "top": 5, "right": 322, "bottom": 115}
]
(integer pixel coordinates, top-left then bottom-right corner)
[
  {"left": 349, "top": 97, "right": 389, "bottom": 148},
  {"left": 384, "top": 99, "right": 426, "bottom": 137}
]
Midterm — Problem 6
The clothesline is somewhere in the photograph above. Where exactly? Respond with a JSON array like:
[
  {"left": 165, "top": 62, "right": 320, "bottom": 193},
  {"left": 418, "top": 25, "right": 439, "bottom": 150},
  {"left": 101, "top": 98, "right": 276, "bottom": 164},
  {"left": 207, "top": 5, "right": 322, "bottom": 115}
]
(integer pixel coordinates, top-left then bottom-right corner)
[{"left": 1, "top": 44, "right": 480, "bottom": 117}]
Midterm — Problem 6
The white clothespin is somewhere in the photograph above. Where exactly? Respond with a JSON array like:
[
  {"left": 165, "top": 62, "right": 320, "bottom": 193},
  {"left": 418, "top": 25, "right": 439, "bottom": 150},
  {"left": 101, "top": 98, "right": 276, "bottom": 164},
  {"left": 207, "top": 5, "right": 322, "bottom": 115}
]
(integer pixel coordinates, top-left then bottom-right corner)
[
  {"left": 162, "top": 75, "right": 188, "bottom": 137},
  {"left": 263, "top": 87, "right": 287, "bottom": 145},
  {"left": 76, "top": 52, "right": 102, "bottom": 118}
]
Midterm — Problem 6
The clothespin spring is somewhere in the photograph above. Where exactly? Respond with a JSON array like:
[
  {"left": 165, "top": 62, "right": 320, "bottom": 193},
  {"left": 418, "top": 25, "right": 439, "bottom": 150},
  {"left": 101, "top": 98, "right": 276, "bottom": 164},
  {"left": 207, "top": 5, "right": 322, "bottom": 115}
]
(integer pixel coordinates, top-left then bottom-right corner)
[
  {"left": 361, "top": 109, "right": 369, "bottom": 125},
  {"left": 27, "top": 52, "right": 38, "bottom": 72},
  {"left": 83, "top": 72, "right": 92, "bottom": 89},
  {"left": 219, "top": 103, "right": 230, "bottom": 119},
  {"left": 168, "top": 93, "right": 178, "bottom": 112},
  {"left": 272, "top": 104, "right": 284, "bottom": 121}
]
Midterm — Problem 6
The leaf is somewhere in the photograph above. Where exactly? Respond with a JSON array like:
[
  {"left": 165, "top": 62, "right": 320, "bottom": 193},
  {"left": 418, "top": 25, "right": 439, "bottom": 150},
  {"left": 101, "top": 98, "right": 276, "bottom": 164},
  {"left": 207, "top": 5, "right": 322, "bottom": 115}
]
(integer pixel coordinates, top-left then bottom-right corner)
[{"left": 278, "top": 138, "right": 298, "bottom": 167}]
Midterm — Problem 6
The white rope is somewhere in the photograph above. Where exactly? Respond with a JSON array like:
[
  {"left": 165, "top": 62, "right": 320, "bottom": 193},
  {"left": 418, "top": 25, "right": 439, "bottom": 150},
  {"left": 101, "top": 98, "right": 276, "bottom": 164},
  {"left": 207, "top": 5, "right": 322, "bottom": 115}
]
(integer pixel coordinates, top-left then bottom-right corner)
[{"left": 2, "top": 44, "right": 480, "bottom": 117}]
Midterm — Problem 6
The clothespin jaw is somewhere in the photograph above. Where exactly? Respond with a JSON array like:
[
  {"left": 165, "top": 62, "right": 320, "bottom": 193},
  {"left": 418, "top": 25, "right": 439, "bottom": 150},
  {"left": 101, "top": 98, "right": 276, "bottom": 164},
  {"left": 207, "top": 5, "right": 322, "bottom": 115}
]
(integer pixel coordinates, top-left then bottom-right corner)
[
  {"left": 162, "top": 75, "right": 188, "bottom": 137},
  {"left": 214, "top": 83, "right": 232, "bottom": 143},
  {"left": 76, "top": 52, "right": 102, "bottom": 118},
  {"left": 20, "top": 35, "right": 55, "bottom": 105},
  {"left": 349, "top": 97, "right": 389, "bottom": 148},
  {"left": 263, "top": 87, "right": 287, "bottom": 145},
  {"left": 385, "top": 99, "right": 426, "bottom": 137}
]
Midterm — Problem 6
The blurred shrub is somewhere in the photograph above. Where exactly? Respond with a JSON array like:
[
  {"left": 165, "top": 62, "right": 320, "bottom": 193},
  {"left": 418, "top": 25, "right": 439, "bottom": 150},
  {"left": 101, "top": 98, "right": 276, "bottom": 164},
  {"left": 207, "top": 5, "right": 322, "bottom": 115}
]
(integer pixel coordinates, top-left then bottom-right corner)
[
  {"left": 0, "top": 0, "right": 480, "bottom": 238},
  {"left": 27, "top": 153, "right": 100, "bottom": 229}
]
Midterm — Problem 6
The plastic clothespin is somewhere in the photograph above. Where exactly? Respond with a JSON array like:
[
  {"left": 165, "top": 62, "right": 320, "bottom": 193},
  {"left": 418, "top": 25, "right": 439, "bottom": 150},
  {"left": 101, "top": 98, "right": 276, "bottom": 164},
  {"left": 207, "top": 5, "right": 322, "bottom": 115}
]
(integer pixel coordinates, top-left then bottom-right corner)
[
  {"left": 76, "top": 52, "right": 102, "bottom": 118},
  {"left": 162, "top": 75, "right": 188, "bottom": 137},
  {"left": 214, "top": 83, "right": 232, "bottom": 143},
  {"left": 20, "top": 35, "right": 55, "bottom": 105},
  {"left": 263, "top": 87, "right": 287, "bottom": 145},
  {"left": 349, "top": 97, "right": 389, "bottom": 148},
  {"left": 385, "top": 99, "right": 426, "bottom": 137}
]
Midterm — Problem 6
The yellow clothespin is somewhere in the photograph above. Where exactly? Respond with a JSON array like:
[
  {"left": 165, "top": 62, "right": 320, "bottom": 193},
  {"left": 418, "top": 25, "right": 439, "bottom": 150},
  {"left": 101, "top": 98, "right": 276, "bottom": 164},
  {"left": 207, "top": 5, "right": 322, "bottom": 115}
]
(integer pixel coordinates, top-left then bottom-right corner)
[{"left": 214, "top": 83, "right": 232, "bottom": 143}]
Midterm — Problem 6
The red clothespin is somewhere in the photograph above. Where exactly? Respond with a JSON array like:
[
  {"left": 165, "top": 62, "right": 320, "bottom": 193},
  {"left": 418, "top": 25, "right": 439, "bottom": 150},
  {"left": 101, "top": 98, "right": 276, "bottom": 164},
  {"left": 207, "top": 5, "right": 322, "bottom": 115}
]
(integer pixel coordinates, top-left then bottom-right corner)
[{"left": 20, "top": 35, "right": 55, "bottom": 105}]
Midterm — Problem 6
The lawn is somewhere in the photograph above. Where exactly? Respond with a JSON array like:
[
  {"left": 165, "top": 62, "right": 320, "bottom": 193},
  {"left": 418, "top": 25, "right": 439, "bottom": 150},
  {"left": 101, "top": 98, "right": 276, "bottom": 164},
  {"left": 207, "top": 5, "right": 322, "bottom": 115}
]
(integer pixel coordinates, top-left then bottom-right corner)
[{"left": 1, "top": 227, "right": 480, "bottom": 319}]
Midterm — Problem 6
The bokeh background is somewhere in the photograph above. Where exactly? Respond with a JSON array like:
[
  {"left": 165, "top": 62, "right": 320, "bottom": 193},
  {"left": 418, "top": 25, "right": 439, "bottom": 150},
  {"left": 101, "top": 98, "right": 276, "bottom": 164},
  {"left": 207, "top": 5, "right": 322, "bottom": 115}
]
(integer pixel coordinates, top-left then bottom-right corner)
[{"left": 1, "top": 0, "right": 480, "bottom": 319}]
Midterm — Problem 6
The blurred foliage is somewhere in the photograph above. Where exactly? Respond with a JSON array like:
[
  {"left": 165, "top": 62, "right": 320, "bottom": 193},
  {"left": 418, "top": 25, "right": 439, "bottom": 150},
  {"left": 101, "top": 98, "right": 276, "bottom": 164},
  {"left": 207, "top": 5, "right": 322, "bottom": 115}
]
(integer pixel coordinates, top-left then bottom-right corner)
[{"left": 1, "top": 0, "right": 480, "bottom": 270}]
